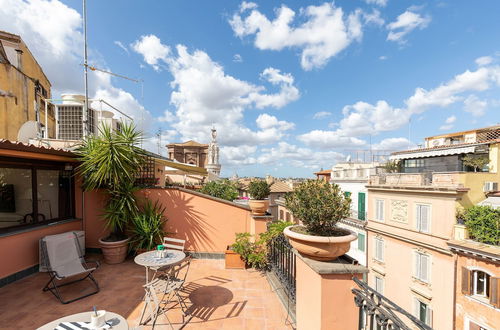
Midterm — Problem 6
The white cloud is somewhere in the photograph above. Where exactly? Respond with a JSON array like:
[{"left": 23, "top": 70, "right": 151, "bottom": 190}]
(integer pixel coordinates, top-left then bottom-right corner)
[
  {"left": 256, "top": 113, "right": 295, "bottom": 131},
  {"left": 131, "top": 34, "right": 170, "bottom": 71},
  {"left": 363, "top": 9, "right": 385, "bottom": 26},
  {"left": 387, "top": 9, "right": 431, "bottom": 43},
  {"left": 143, "top": 130, "right": 179, "bottom": 157},
  {"left": 297, "top": 130, "right": 366, "bottom": 149},
  {"left": 158, "top": 110, "right": 176, "bottom": 123},
  {"left": 372, "top": 137, "right": 413, "bottom": 151},
  {"left": 114, "top": 41, "right": 129, "bottom": 54},
  {"left": 463, "top": 95, "right": 487, "bottom": 117},
  {"left": 439, "top": 115, "right": 456, "bottom": 130},
  {"left": 365, "top": 0, "right": 388, "bottom": 7},
  {"left": 229, "top": 2, "right": 364, "bottom": 70},
  {"left": 233, "top": 54, "right": 243, "bottom": 62},
  {"left": 313, "top": 111, "right": 332, "bottom": 119},
  {"left": 379, "top": 55, "right": 388, "bottom": 60},
  {"left": 475, "top": 56, "right": 493, "bottom": 67}
]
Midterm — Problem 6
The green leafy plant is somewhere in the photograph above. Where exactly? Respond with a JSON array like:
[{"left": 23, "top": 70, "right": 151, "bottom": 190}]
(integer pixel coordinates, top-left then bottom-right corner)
[
  {"left": 248, "top": 179, "right": 271, "bottom": 200},
  {"left": 231, "top": 221, "right": 293, "bottom": 270},
  {"left": 76, "top": 123, "right": 146, "bottom": 241},
  {"left": 464, "top": 205, "right": 500, "bottom": 245},
  {"left": 129, "top": 199, "right": 168, "bottom": 251},
  {"left": 462, "top": 155, "right": 489, "bottom": 172},
  {"left": 383, "top": 160, "right": 400, "bottom": 173},
  {"left": 284, "top": 179, "right": 351, "bottom": 236},
  {"left": 199, "top": 179, "right": 239, "bottom": 201}
]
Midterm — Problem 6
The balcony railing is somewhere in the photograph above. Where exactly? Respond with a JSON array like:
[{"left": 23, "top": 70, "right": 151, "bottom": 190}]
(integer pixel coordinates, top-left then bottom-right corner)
[
  {"left": 369, "top": 172, "right": 469, "bottom": 188},
  {"left": 268, "top": 233, "right": 296, "bottom": 303},
  {"left": 352, "top": 277, "right": 432, "bottom": 330}
]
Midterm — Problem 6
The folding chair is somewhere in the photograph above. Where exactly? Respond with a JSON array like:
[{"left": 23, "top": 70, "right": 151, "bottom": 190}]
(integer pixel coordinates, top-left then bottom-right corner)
[
  {"left": 163, "top": 237, "right": 186, "bottom": 251},
  {"left": 41, "top": 232, "right": 99, "bottom": 304},
  {"left": 168, "top": 256, "right": 192, "bottom": 317}
]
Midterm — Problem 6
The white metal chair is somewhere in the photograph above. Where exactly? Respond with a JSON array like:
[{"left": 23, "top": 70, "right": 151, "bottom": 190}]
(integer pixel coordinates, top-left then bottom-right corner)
[
  {"left": 41, "top": 232, "right": 99, "bottom": 304},
  {"left": 163, "top": 237, "right": 186, "bottom": 251}
]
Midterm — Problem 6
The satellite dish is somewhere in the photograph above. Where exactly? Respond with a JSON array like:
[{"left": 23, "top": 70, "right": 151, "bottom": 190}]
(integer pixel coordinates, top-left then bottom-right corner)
[
  {"left": 346, "top": 155, "right": 352, "bottom": 162},
  {"left": 17, "top": 121, "right": 39, "bottom": 143}
]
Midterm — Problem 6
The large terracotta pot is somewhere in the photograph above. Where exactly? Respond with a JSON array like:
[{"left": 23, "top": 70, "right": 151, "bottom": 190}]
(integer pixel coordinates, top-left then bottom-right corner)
[
  {"left": 225, "top": 246, "right": 246, "bottom": 269},
  {"left": 283, "top": 225, "right": 357, "bottom": 261},
  {"left": 248, "top": 199, "right": 269, "bottom": 215},
  {"left": 98, "top": 237, "right": 130, "bottom": 264}
]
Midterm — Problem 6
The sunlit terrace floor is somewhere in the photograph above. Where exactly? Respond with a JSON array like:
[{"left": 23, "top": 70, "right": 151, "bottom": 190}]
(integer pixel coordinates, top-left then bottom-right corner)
[{"left": 0, "top": 256, "right": 295, "bottom": 329}]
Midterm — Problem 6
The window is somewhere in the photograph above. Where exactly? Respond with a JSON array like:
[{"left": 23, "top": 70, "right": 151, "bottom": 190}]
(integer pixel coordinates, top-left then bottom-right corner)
[
  {"left": 357, "top": 233, "right": 366, "bottom": 252},
  {"left": 462, "top": 268, "right": 500, "bottom": 308},
  {"left": 375, "top": 199, "right": 385, "bottom": 221},
  {"left": 416, "top": 204, "right": 431, "bottom": 233},
  {"left": 414, "top": 298, "right": 432, "bottom": 326},
  {"left": 374, "top": 237, "right": 384, "bottom": 262},
  {"left": 374, "top": 275, "right": 384, "bottom": 294},
  {"left": 0, "top": 163, "right": 75, "bottom": 233},
  {"left": 286, "top": 212, "right": 290, "bottom": 221},
  {"left": 279, "top": 210, "right": 284, "bottom": 220},
  {"left": 404, "top": 159, "right": 424, "bottom": 168},
  {"left": 414, "top": 251, "right": 430, "bottom": 283}
]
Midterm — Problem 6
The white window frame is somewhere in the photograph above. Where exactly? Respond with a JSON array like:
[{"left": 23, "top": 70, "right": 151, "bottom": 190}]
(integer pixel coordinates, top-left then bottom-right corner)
[
  {"left": 415, "top": 204, "right": 431, "bottom": 233},
  {"left": 375, "top": 199, "right": 385, "bottom": 222},
  {"left": 374, "top": 237, "right": 384, "bottom": 262},
  {"left": 413, "top": 251, "right": 430, "bottom": 283},
  {"left": 413, "top": 297, "right": 432, "bottom": 326},
  {"left": 374, "top": 275, "right": 384, "bottom": 294},
  {"left": 472, "top": 270, "right": 491, "bottom": 298}
]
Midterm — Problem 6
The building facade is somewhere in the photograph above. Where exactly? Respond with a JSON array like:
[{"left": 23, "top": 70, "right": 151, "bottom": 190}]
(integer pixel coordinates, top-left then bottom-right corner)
[
  {"left": 0, "top": 31, "right": 54, "bottom": 141},
  {"left": 167, "top": 140, "right": 209, "bottom": 167},
  {"left": 366, "top": 126, "right": 500, "bottom": 329}
]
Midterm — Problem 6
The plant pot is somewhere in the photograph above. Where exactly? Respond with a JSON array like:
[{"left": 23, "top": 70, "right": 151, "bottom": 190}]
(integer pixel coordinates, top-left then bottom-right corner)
[
  {"left": 248, "top": 199, "right": 269, "bottom": 216},
  {"left": 283, "top": 225, "right": 357, "bottom": 261},
  {"left": 225, "top": 246, "right": 246, "bottom": 269},
  {"left": 99, "top": 237, "right": 130, "bottom": 264}
]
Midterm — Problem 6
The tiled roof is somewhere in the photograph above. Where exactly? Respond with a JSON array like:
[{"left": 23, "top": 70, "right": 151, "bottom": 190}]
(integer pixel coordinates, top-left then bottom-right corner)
[
  {"left": 0, "top": 139, "right": 76, "bottom": 157},
  {"left": 270, "top": 181, "right": 293, "bottom": 193},
  {"left": 448, "top": 240, "right": 500, "bottom": 262},
  {"left": 167, "top": 140, "right": 208, "bottom": 147},
  {"left": 314, "top": 169, "right": 332, "bottom": 175}
]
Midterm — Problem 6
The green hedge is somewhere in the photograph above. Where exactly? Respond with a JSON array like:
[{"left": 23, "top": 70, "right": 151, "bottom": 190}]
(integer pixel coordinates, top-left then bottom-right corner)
[{"left": 464, "top": 205, "right": 500, "bottom": 245}]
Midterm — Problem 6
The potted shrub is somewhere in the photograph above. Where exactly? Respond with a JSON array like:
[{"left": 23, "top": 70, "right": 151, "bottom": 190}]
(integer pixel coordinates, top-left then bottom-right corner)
[
  {"left": 129, "top": 199, "right": 168, "bottom": 254},
  {"left": 76, "top": 123, "right": 146, "bottom": 264},
  {"left": 248, "top": 179, "right": 271, "bottom": 215},
  {"left": 283, "top": 179, "right": 356, "bottom": 261}
]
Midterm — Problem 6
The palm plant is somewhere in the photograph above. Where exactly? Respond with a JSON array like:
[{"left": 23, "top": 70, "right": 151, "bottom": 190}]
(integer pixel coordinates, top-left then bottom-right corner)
[
  {"left": 130, "top": 199, "right": 168, "bottom": 251},
  {"left": 76, "top": 123, "right": 146, "bottom": 241}
]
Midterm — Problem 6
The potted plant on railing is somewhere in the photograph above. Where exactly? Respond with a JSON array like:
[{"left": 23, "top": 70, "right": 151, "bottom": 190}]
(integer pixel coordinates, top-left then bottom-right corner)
[
  {"left": 129, "top": 199, "right": 168, "bottom": 254},
  {"left": 76, "top": 123, "right": 146, "bottom": 264},
  {"left": 248, "top": 179, "right": 271, "bottom": 215},
  {"left": 283, "top": 179, "right": 356, "bottom": 261}
]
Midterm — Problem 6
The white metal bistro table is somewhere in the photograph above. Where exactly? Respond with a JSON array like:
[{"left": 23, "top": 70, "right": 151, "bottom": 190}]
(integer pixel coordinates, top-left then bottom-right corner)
[
  {"left": 37, "top": 311, "right": 128, "bottom": 330},
  {"left": 134, "top": 249, "right": 186, "bottom": 283}
]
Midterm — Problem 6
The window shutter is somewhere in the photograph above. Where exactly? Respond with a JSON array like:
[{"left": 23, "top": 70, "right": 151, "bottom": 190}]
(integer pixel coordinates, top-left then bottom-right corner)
[
  {"left": 414, "top": 252, "right": 419, "bottom": 278},
  {"left": 461, "top": 267, "right": 471, "bottom": 295},
  {"left": 416, "top": 205, "right": 422, "bottom": 231},
  {"left": 490, "top": 277, "right": 500, "bottom": 308},
  {"left": 421, "top": 206, "right": 429, "bottom": 232},
  {"left": 426, "top": 307, "right": 433, "bottom": 327},
  {"left": 421, "top": 254, "right": 429, "bottom": 282}
]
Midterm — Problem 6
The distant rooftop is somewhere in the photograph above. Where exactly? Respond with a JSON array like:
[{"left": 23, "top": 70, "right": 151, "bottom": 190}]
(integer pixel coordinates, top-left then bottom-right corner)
[{"left": 167, "top": 140, "right": 208, "bottom": 147}]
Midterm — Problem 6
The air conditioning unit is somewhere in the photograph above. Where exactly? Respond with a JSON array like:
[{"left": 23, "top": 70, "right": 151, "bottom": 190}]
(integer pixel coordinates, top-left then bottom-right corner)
[{"left": 483, "top": 182, "right": 498, "bottom": 192}]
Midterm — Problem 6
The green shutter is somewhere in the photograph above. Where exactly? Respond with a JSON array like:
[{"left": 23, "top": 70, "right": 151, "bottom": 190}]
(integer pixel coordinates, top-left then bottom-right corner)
[
  {"left": 358, "top": 192, "right": 366, "bottom": 220},
  {"left": 358, "top": 233, "right": 365, "bottom": 252},
  {"left": 344, "top": 191, "right": 351, "bottom": 198}
]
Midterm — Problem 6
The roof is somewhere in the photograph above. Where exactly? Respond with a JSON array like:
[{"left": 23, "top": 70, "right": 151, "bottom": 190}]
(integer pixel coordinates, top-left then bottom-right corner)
[
  {"left": 425, "top": 124, "right": 500, "bottom": 140},
  {"left": 478, "top": 196, "right": 500, "bottom": 209},
  {"left": 167, "top": 140, "right": 208, "bottom": 148},
  {"left": 0, "top": 139, "right": 76, "bottom": 161},
  {"left": 391, "top": 139, "right": 500, "bottom": 157},
  {"left": 314, "top": 169, "right": 332, "bottom": 175},
  {"left": 270, "top": 181, "right": 293, "bottom": 193},
  {"left": 448, "top": 239, "right": 500, "bottom": 263}
]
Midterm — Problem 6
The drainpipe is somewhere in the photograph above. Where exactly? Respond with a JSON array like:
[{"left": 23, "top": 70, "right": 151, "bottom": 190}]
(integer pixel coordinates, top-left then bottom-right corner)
[{"left": 452, "top": 252, "right": 457, "bottom": 330}]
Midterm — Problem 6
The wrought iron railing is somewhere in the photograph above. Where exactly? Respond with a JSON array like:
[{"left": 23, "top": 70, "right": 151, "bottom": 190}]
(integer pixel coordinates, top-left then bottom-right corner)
[
  {"left": 268, "top": 234, "right": 296, "bottom": 302},
  {"left": 352, "top": 277, "right": 433, "bottom": 330}
]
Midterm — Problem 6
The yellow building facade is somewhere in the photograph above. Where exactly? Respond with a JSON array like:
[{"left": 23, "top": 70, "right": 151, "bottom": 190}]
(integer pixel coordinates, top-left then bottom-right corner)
[{"left": 0, "top": 31, "right": 55, "bottom": 141}]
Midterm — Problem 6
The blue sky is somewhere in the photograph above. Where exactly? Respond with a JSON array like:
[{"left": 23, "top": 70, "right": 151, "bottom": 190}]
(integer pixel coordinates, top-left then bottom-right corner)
[{"left": 2, "top": 0, "right": 500, "bottom": 177}]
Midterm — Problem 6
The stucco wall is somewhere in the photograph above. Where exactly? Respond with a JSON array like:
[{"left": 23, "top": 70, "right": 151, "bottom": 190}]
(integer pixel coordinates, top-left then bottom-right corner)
[
  {"left": 458, "top": 172, "right": 500, "bottom": 207},
  {"left": 367, "top": 233, "right": 455, "bottom": 330},
  {"left": 455, "top": 254, "right": 500, "bottom": 330}
]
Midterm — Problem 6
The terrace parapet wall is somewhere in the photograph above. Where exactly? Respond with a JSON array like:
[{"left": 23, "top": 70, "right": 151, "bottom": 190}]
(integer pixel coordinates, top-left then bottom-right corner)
[{"left": 294, "top": 250, "right": 368, "bottom": 330}]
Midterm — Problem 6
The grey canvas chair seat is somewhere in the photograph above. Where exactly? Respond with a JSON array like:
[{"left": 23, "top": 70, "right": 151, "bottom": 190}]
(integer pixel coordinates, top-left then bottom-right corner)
[{"left": 41, "top": 232, "right": 99, "bottom": 304}]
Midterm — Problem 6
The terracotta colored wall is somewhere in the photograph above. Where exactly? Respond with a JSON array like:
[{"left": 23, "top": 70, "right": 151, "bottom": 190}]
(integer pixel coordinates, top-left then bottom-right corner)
[
  {"left": 82, "top": 188, "right": 252, "bottom": 252},
  {"left": 296, "top": 257, "right": 361, "bottom": 330},
  {"left": 455, "top": 254, "right": 500, "bottom": 330},
  {"left": 0, "top": 220, "right": 81, "bottom": 279},
  {"left": 367, "top": 232, "right": 455, "bottom": 330}
]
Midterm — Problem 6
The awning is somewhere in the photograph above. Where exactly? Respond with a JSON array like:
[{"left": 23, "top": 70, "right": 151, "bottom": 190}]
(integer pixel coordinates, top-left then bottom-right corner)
[
  {"left": 390, "top": 146, "right": 476, "bottom": 160},
  {"left": 154, "top": 158, "right": 208, "bottom": 175},
  {"left": 478, "top": 196, "right": 500, "bottom": 209}
]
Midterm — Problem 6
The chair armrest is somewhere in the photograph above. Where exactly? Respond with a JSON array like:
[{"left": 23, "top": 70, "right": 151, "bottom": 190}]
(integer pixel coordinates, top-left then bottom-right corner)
[{"left": 85, "top": 260, "right": 100, "bottom": 269}]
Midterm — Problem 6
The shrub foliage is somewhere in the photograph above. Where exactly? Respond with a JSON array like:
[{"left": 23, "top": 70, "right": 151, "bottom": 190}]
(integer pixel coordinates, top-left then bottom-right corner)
[
  {"left": 248, "top": 179, "right": 271, "bottom": 200},
  {"left": 284, "top": 179, "right": 351, "bottom": 236},
  {"left": 200, "top": 179, "right": 238, "bottom": 201},
  {"left": 464, "top": 205, "right": 500, "bottom": 245}
]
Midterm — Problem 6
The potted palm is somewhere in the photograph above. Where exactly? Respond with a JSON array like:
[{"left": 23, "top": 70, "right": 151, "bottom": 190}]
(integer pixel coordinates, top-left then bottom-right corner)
[
  {"left": 248, "top": 179, "right": 271, "bottom": 215},
  {"left": 283, "top": 179, "right": 356, "bottom": 261},
  {"left": 130, "top": 199, "right": 168, "bottom": 254},
  {"left": 76, "top": 123, "right": 145, "bottom": 264}
]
